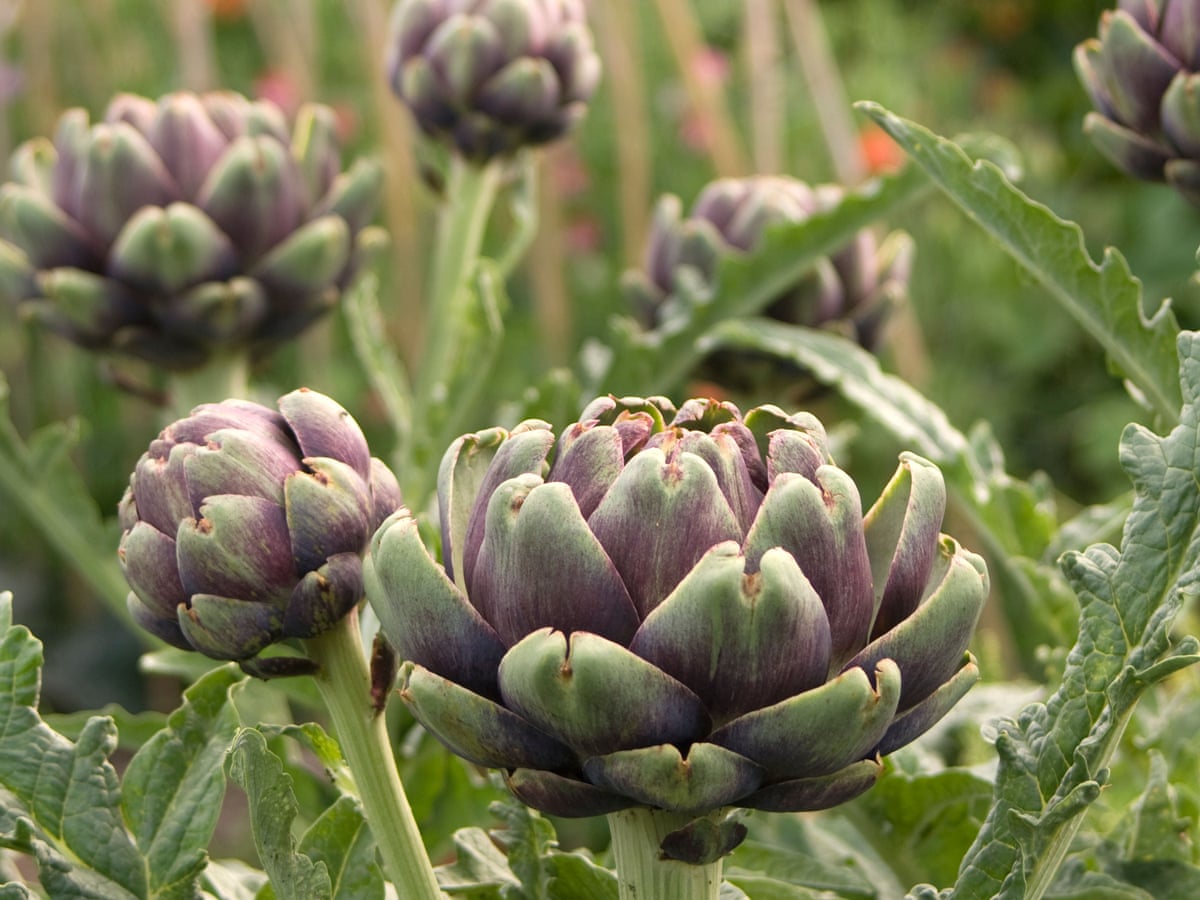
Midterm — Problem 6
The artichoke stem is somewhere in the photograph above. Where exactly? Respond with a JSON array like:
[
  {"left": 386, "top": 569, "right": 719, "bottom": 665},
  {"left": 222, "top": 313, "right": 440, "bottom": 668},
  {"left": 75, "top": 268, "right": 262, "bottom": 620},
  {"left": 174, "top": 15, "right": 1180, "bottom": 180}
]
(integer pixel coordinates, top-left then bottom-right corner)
[
  {"left": 607, "top": 808, "right": 723, "bottom": 900},
  {"left": 167, "top": 352, "right": 251, "bottom": 416},
  {"left": 411, "top": 155, "right": 504, "bottom": 479},
  {"left": 305, "top": 608, "right": 445, "bottom": 900}
]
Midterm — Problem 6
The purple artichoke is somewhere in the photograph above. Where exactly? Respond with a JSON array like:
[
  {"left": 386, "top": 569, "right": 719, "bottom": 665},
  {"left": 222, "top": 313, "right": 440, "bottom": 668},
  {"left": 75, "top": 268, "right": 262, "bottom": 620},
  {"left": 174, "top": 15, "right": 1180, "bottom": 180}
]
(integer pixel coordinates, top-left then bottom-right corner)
[
  {"left": 0, "top": 91, "right": 382, "bottom": 370},
  {"left": 1076, "top": 1, "right": 1200, "bottom": 204},
  {"left": 367, "top": 395, "right": 987, "bottom": 837},
  {"left": 385, "top": 0, "right": 601, "bottom": 160},
  {"left": 118, "top": 389, "right": 402, "bottom": 668}
]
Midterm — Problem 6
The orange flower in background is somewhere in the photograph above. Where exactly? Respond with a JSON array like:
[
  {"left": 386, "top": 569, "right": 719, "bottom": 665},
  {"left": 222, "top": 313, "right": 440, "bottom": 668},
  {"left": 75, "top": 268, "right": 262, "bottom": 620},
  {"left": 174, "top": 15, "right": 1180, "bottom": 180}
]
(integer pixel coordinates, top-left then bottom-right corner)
[
  {"left": 859, "top": 124, "right": 905, "bottom": 175},
  {"left": 206, "top": 0, "right": 246, "bottom": 22}
]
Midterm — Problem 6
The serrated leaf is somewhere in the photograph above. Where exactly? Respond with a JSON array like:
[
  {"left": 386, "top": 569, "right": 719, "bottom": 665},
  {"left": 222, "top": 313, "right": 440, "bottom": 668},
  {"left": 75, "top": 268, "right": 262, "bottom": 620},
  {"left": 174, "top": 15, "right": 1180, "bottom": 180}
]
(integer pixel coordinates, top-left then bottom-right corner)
[
  {"left": 225, "top": 728, "right": 332, "bottom": 900},
  {"left": 858, "top": 102, "right": 1181, "bottom": 423},
  {"left": 488, "top": 799, "right": 557, "bottom": 899},
  {"left": 45, "top": 705, "right": 168, "bottom": 751},
  {"left": 122, "top": 665, "right": 244, "bottom": 899},
  {"left": 0, "top": 592, "right": 146, "bottom": 896},
  {"left": 725, "top": 841, "right": 875, "bottom": 899},
  {"left": 200, "top": 858, "right": 269, "bottom": 900},
  {"left": 596, "top": 162, "right": 930, "bottom": 398},
  {"left": 434, "top": 827, "right": 520, "bottom": 894},
  {"left": 943, "top": 333, "right": 1200, "bottom": 899},
  {"left": 546, "top": 851, "right": 618, "bottom": 900},
  {"left": 298, "top": 795, "right": 385, "bottom": 900}
]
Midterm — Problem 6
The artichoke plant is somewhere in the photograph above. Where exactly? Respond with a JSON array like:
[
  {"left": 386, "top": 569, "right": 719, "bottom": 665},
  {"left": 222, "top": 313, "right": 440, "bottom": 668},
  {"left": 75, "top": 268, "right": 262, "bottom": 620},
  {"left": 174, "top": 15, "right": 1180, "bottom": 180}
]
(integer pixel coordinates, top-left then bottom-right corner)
[
  {"left": 625, "top": 176, "right": 911, "bottom": 379},
  {"left": 0, "top": 91, "right": 382, "bottom": 370},
  {"left": 368, "top": 395, "right": 987, "bottom": 846},
  {"left": 118, "top": 389, "right": 402, "bottom": 671},
  {"left": 1076, "top": 0, "right": 1200, "bottom": 205},
  {"left": 386, "top": 0, "right": 602, "bottom": 161}
]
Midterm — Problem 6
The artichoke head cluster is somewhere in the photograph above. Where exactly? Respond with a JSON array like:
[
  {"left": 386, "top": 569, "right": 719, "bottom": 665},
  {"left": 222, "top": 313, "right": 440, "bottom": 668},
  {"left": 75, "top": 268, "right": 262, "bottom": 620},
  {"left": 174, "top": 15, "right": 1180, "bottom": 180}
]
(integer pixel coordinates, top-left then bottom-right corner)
[
  {"left": 1076, "top": 0, "right": 1200, "bottom": 204},
  {"left": 626, "top": 176, "right": 911, "bottom": 362},
  {"left": 386, "top": 0, "right": 601, "bottom": 160},
  {"left": 367, "top": 396, "right": 988, "bottom": 836},
  {"left": 0, "top": 92, "right": 383, "bottom": 370},
  {"left": 119, "top": 389, "right": 401, "bottom": 672}
]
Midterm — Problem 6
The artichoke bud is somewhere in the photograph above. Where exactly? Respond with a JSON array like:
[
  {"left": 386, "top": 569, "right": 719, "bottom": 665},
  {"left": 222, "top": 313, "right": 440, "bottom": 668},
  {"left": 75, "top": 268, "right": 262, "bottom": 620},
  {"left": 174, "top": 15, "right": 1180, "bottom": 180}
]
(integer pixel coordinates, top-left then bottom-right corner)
[
  {"left": 119, "top": 389, "right": 403, "bottom": 672},
  {"left": 0, "top": 90, "right": 381, "bottom": 370},
  {"left": 367, "top": 396, "right": 988, "bottom": 844},
  {"left": 1077, "top": 1, "right": 1200, "bottom": 204},
  {"left": 385, "top": 0, "right": 601, "bottom": 161},
  {"left": 631, "top": 176, "right": 910, "bottom": 348}
]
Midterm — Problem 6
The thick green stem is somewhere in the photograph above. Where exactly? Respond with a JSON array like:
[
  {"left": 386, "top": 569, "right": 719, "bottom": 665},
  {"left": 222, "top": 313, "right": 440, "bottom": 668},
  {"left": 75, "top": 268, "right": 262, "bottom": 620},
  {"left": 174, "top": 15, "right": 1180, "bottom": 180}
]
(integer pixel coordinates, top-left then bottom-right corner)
[
  {"left": 416, "top": 155, "right": 504, "bottom": 406},
  {"left": 166, "top": 352, "right": 251, "bottom": 417},
  {"left": 607, "top": 809, "right": 722, "bottom": 900},
  {"left": 305, "top": 610, "right": 443, "bottom": 900}
]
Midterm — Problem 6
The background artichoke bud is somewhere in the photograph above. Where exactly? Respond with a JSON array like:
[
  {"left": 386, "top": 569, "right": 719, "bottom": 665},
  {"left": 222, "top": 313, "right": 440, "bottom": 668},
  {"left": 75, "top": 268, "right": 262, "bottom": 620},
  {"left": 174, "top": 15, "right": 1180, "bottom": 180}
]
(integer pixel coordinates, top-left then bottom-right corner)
[
  {"left": 624, "top": 176, "right": 912, "bottom": 395},
  {"left": 1076, "top": 1, "right": 1200, "bottom": 204},
  {"left": 385, "top": 0, "right": 601, "bottom": 161},
  {"left": 119, "top": 389, "right": 402, "bottom": 669},
  {"left": 0, "top": 91, "right": 383, "bottom": 370},
  {"left": 367, "top": 396, "right": 987, "bottom": 838}
]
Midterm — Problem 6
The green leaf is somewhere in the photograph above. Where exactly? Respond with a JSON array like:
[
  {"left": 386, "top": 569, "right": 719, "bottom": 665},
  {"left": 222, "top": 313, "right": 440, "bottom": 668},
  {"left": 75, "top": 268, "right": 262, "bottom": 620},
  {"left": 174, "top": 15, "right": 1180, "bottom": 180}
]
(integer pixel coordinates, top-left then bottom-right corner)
[
  {"left": 858, "top": 102, "right": 1182, "bottom": 424},
  {"left": 225, "top": 728, "right": 332, "bottom": 900},
  {"left": 434, "top": 827, "right": 520, "bottom": 895},
  {"left": 122, "top": 665, "right": 244, "bottom": 900},
  {"left": 725, "top": 841, "right": 876, "bottom": 899},
  {"left": 596, "top": 161, "right": 931, "bottom": 398},
  {"left": 546, "top": 851, "right": 618, "bottom": 900},
  {"left": 0, "top": 374, "right": 132, "bottom": 626},
  {"left": 489, "top": 798, "right": 557, "bottom": 899},
  {"left": 298, "top": 796, "right": 385, "bottom": 900},
  {"left": 941, "top": 332, "right": 1200, "bottom": 899}
]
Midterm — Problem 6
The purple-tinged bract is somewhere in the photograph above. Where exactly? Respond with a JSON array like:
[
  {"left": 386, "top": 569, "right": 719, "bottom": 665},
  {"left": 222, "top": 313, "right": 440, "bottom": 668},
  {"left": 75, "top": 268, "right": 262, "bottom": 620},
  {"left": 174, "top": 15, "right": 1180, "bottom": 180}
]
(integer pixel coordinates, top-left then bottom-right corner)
[{"left": 367, "top": 396, "right": 987, "bottom": 841}]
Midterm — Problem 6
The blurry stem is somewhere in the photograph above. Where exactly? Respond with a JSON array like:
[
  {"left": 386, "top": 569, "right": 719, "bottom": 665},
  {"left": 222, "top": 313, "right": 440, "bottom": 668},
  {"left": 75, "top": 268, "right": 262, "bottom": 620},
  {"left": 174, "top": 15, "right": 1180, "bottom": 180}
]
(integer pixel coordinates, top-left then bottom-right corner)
[
  {"left": 167, "top": 353, "right": 251, "bottom": 417},
  {"left": 591, "top": 0, "right": 652, "bottom": 265},
  {"left": 782, "top": 0, "right": 867, "bottom": 185},
  {"left": 345, "top": 274, "right": 413, "bottom": 464},
  {"left": 171, "top": 0, "right": 216, "bottom": 91},
  {"left": 415, "top": 155, "right": 503, "bottom": 422},
  {"left": 305, "top": 608, "right": 443, "bottom": 900},
  {"left": 494, "top": 153, "right": 539, "bottom": 281},
  {"left": 607, "top": 809, "right": 721, "bottom": 900},
  {"left": 744, "top": 0, "right": 784, "bottom": 173},
  {"left": 650, "top": 0, "right": 747, "bottom": 176},
  {"left": 530, "top": 147, "right": 571, "bottom": 367}
]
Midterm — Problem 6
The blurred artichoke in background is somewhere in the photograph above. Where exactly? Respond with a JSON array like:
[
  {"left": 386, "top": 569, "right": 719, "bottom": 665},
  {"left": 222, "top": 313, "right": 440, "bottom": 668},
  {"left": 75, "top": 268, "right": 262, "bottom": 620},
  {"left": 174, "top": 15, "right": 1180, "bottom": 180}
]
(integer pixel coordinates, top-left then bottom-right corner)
[
  {"left": 368, "top": 395, "right": 987, "bottom": 838},
  {"left": 119, "top": 389, "right": 401, "bottom": 670},
  {"left": 386, "top": 0, "right": 601, "bottom": 161},
  {"left": 1076, "top": 1, "right": 1200, "bottom": 205},
  {"left": 625, "top": 176, "right": 912, "bottom": 393},
  {"left": 0, "top": 91, "right": 383, "bottom": 370}
]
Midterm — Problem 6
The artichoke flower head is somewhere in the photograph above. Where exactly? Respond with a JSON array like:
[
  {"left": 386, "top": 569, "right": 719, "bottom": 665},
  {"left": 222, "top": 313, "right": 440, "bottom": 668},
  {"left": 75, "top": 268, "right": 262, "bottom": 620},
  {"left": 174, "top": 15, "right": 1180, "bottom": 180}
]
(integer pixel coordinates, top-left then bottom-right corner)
[
  {"left": 625, "top": 176, "right": 912, "bottom": 398},
  {"left": 0, "top": 91, "right": 383, "bottom": 370},
  {"left": 119, "top": 389, "right": 402, "bottom": 675},
  {"left": 386, "top": 0, "right": 601, "bottom": 161},
  {"left": 368, "top": 396, "right": 988, "bottom": 855},
  {"left": 1076, "top": 0, "right": 1200, "bottom": 204}
]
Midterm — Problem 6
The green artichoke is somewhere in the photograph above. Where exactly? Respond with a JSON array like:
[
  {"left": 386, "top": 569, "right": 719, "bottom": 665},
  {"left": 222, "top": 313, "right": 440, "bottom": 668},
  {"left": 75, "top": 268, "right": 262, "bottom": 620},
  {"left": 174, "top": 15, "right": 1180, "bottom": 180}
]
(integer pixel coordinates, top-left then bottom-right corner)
[
  {"left": 368, "top": 396, "right": 987, "bottom": 834},
  {"left": 1076, "top": 1, "right": 1200, "bottom": 204},
  {"left": 385, "top": 0, "right": 601, "bottom": 161},
  {"left": 118, "top": 389, "right": 402, "bottom": 670},
  {"left": 626, "top": 176, "right": 911, "bottom": 359},
  {"left": 0, "top": 91, "right": 382, "bottom": 370}
]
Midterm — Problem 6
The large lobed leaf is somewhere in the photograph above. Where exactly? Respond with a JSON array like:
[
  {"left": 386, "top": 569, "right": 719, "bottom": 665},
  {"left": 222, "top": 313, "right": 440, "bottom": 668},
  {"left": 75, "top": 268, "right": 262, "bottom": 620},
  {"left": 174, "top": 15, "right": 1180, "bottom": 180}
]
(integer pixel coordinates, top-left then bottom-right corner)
[
  {"left": 927, "top": 332, "right": 1200, "bottom": 898},
  {"left": 858, "top": 102, "right": 1182, "bottom": 425},
  {"left": 0, "top": 591, "right": 241, "bottom": 897}
]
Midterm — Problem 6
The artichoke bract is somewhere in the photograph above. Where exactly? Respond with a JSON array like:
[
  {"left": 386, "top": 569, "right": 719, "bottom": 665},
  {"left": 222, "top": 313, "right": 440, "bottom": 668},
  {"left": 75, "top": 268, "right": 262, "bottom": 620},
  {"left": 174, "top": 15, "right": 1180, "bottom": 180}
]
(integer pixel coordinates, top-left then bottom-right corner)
[
  {"left": 0, "top": 91, "right": 382, "bottom": 370},
  {"left": 368, "top": 396, "right": 987, "bottom": 833},
  {"left": 1076, "top": 1, "right": 1200, "bottom": 204},
  {"left": 385, "top": 0, "right": 601, "bottom": 161},
  {"left": 118, "top": 389, "right": 402, "bottom": 669},
  {"left": 625, "top": 176, "right": 911, "bottom": 355}
]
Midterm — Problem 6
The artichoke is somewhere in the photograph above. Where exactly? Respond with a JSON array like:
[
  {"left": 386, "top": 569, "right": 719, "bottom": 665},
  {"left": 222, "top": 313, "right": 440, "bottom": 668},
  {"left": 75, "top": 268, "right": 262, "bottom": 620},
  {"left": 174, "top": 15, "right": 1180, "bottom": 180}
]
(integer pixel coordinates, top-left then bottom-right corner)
[
  {"left": 118, "top": 389, "right": 402, "bottom": 670},
  {"left": 368, "top": 395, "right": 987, "bottom": 834},
  {"left": 385, "top": 0, "right": 601, "bottom": 161},
  {"left": 626, "top": 176, "right": 911, "bottom": 370},
  {"left": 0, "top": 91, "right": 382, "bottom": 370},
  {"left": 1075, "top": 1, "right": 1200, "bottom": 204}
]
